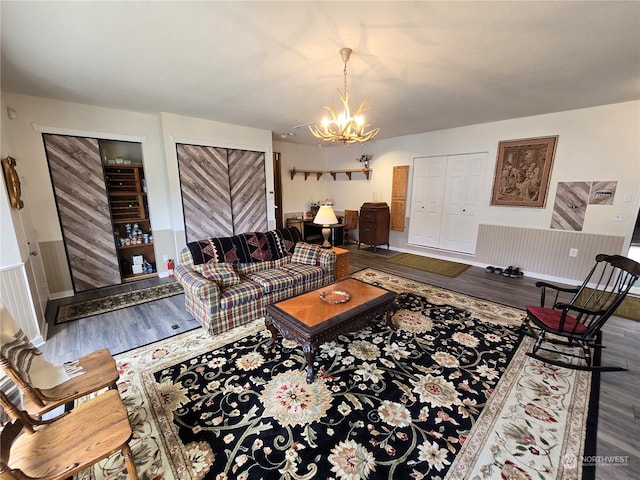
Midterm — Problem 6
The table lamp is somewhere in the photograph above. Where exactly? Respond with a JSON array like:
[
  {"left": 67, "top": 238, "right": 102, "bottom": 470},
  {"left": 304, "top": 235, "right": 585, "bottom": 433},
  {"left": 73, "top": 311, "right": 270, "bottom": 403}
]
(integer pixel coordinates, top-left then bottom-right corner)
[{"left": 313, "top": 205, "right": 339, "bottom": 248}]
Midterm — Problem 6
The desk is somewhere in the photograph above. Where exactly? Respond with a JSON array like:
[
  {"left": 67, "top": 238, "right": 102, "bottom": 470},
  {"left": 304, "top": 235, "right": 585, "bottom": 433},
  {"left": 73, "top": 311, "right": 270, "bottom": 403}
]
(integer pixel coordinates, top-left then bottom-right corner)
[
  {"left": 286, "top": 218, "right": 344, "bottom": 246},
  {"left": 303, "top": 221, "right": 344, "bottom": 246}
]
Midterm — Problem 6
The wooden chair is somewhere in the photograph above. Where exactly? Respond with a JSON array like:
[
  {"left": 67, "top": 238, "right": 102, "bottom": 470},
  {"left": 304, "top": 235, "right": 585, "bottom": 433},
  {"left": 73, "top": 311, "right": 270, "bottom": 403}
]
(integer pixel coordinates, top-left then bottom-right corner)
[
  {"left": 522, "top": 253, "right": 640, "bottom": 371},
  {"left": 0, "top": 388, "right": 138, "bottom": 479},
  {"left": 0, "top": 303, "right": 119, "bottom": 417},
  {"left": 0, "top": 349, "right": 119, "bottom": 417},
  {"left": 343, "top": 209, "right": 359, "bottom": 244}
]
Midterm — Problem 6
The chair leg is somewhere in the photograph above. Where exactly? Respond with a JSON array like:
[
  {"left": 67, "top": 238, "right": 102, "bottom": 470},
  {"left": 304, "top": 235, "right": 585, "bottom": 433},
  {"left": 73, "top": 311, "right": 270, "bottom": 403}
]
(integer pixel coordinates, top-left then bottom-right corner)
[
  {"left": 582, "top": 343, "right": 593, "bottom": 367},
  {"left": 122, "top": 444, "right": 139, "bottom": 480},
  {"left": 520, "top": 318, "right": 539, "bottom": 339}
]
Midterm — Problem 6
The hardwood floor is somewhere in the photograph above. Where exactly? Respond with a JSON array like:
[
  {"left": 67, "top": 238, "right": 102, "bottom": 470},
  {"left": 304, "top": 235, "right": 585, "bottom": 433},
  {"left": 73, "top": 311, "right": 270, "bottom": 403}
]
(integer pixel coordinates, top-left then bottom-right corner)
[{"left": 40, "top": 245, "right": 639, "bottom": 480}]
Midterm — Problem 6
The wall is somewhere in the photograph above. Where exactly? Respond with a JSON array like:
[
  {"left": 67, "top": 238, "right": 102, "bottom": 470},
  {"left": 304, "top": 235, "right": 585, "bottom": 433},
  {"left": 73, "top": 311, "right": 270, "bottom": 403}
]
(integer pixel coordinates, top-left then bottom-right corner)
[
  {"left": 272, "top": 141, "right": 326, "bottom": 216},
  {"left": 0, "top": 96, "right": 46, "bottom": 344},
  {"left": 318, "top": 101, "right": 640, "bottom": 283},
  {"left": 1, "top": 93, "right": 275, "bottom": 299}
]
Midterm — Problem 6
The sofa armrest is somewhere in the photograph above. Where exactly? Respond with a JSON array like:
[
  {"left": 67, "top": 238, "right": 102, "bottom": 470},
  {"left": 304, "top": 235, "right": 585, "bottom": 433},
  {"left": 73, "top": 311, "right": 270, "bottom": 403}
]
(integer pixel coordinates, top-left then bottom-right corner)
[
  {"left": 317, "top": 248, "right": 337, "bottom": 278},
  {"left": 175, "top": 264, "right": 221, "bottom": 311}
]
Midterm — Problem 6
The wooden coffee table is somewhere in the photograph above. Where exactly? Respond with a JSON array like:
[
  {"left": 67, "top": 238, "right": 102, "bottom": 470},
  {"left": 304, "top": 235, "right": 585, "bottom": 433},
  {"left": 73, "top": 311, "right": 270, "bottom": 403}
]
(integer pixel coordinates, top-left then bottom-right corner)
[{"left": 265, "top": 278, "right": 397, "bottom": 383}]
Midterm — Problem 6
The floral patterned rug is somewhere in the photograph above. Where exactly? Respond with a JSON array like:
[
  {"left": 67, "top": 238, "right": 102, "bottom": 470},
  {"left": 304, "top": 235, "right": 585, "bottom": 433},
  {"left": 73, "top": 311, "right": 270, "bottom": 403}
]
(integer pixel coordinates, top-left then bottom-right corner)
[{"left": 76, "top": 269, "right": 596, "bottom": 480}]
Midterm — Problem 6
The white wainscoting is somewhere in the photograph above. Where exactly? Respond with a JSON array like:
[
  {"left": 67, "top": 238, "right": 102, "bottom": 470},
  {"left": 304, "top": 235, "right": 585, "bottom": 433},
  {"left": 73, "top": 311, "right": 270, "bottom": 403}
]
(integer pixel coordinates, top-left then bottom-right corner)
[
  {"left": 0, "top": 264, "right": 46, "bottom": 346},
  {"left": 476, "top": 224, "right": 625, "bottom": 282}
]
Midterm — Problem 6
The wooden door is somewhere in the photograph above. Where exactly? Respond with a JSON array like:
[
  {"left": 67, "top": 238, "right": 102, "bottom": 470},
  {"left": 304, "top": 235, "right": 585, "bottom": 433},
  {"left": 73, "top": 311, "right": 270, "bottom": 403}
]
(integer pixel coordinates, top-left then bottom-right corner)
[
  {"left": 228, "top": 149, "right": 267, "bottom": 233},
  {"left": 177, "top": 144, "right": 233, "bottom": 242},
  {"left": 177, "top": 144, "right": 267, "bottom": 242},
  {"left": 390, "top": 165, "right": 409, "bottom": 231},
  {"left": 43, "top": 134, "right": 121, "bottom": 292},
  {"left": 408, "top": 156, "right": 446, "bottom": 247}
]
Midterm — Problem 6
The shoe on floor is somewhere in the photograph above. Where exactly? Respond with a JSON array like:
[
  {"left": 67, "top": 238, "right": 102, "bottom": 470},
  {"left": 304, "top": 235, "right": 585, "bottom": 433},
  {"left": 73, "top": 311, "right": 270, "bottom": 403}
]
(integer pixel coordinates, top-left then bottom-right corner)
[
  {"left": 510, "top": 267, "right": 524, "bottom": 278},
  {"left": 503, "top": 266, "right": 513, "bottom": 277},
  {"left": 494, "top": 267, "right": 503, "bottom": 275},
  {"left": 485, "top": 266, "right": 495, "bottom": 273}
]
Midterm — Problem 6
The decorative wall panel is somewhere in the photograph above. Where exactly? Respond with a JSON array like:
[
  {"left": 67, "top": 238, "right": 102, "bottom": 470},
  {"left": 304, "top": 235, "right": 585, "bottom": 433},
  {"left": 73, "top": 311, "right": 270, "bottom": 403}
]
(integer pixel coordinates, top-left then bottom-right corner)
[
  {"left": 177, "top": 144, "right": 233, "bottom": 241},
  {"left": 177, "top": 144, "right": 267, "bottom": 243},
  {"left": 228, "top": 149, "right": 267, "bottom": 234},
  {"left": 550, "top": 181, "right": 590, "bottom": 231},
  {"left": 43, "top": 134, "right": 121, "bottom": 292}
]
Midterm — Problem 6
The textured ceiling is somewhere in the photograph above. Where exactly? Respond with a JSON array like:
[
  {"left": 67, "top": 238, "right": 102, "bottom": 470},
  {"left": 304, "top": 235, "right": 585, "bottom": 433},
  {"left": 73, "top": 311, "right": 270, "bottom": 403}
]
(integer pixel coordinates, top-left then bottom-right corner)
[{"left": 2, "top": 1, "right": 639, "bottom": 145}]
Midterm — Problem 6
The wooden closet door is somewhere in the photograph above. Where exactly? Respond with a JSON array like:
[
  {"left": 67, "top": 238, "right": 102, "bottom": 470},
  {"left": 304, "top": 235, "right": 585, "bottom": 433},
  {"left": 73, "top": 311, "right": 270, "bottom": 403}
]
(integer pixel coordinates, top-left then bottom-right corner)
[
  {"left": 228, "top": 149, "right": 267, "bottom": 234},
  {"left": 43, "top": 134, "right": 121, "bottom": 292},
  {"left": 177, "top": 144, "right": 233, "bottom": 242}
]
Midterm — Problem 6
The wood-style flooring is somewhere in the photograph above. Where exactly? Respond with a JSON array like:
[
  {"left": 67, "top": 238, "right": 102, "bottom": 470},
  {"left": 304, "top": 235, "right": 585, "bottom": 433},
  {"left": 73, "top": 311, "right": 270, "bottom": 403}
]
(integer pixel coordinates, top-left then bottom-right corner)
[{"left": 41, "top": 244, "right": 639, "bottom": 480}]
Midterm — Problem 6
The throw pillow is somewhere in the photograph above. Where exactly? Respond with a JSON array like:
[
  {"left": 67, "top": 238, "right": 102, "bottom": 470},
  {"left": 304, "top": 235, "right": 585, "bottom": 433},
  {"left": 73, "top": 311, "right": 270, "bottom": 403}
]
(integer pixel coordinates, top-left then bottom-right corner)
[
  {"left": 291, "top": 242, "right": 321, "bottom": 265},
  {"left": 200, "top": 262, "right": 240, "bottom": 288}
]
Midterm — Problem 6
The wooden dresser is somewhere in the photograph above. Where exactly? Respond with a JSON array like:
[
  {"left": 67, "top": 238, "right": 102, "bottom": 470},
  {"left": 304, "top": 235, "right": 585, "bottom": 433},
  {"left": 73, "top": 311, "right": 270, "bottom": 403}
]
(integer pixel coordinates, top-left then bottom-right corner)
[{"left": 357, "top": 202, "right": 390, "bottom": 252}]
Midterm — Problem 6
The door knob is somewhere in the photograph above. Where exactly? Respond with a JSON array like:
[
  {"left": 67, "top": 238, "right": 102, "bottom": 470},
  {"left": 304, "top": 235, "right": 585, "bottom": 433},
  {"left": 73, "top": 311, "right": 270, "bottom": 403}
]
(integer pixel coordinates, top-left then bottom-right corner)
[{"left": 30, "top": 251, "right": 38, "bottom": 256}]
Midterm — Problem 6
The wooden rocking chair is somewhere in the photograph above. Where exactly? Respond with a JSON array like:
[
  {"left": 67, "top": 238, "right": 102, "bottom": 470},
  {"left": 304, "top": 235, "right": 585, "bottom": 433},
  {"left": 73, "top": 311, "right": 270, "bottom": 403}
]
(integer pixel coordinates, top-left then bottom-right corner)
[
  {"left": 0, "top": 389, "right": 138, "bottom": 480},
  {"left": 522, "top": 253, "right": 640, "bottom": 371}
]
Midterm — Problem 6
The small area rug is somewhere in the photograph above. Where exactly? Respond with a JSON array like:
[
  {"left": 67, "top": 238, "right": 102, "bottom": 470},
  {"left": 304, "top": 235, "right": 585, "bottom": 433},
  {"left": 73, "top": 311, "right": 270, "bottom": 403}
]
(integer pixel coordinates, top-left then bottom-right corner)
[
  {"left": 387, "top": 253, "right": 471, "bottom": 277},
  {"left": 76, "top": 269, "right": 596, "bottom": 480},
  {"left": 577, "top": 287, "right": 640, "bottom": 322},
  {"left": 56, "top": 282, "right": 183, "bottom": 324},
  {"left": 607, "top": 293, "right": 640, "bottom": 322}
]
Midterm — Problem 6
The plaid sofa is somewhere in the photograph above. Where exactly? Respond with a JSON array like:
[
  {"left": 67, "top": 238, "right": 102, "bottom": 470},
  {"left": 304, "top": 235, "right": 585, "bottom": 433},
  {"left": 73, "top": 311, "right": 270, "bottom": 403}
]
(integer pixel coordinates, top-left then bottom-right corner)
[{"left": 175, "top": 227, "right": 336, "bottom": 336}]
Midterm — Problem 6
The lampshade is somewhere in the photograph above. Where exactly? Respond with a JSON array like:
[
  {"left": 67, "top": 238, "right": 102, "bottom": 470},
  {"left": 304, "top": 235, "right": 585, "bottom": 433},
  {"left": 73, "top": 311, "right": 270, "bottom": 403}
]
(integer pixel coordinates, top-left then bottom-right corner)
[{"left": 313, "top": 205, "right": 338, "bottom": 226}]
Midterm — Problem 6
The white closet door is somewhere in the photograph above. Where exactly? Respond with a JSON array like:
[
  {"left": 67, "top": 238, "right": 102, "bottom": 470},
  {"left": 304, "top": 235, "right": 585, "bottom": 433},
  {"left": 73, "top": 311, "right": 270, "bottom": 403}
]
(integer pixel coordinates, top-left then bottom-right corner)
[
  {"left": 408, "top": 156, "right": 447, "bottom": 247},
  {"left": 439, "top": 153, "right": 485, "bottom": 253}
]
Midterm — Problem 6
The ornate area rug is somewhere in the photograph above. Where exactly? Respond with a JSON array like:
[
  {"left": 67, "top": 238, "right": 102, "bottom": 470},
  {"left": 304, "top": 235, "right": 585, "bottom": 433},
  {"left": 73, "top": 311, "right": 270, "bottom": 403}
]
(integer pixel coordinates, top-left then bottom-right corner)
[
  {"left": 56, "top": 282, "right": 184, "bottom": 324},
  {"left": 76, "top": 269, "right": 596, "bottom": 480}
]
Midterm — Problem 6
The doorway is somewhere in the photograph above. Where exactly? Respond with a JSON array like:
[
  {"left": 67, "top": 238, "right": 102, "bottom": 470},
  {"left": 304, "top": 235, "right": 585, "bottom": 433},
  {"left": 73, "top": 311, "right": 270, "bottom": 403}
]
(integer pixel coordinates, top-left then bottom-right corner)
[
  {"left": 628, "top": 209, "right": 640, "bottom": 295},
  {"left": 273, "top": 152, "right": 283, "bottom": 229}
]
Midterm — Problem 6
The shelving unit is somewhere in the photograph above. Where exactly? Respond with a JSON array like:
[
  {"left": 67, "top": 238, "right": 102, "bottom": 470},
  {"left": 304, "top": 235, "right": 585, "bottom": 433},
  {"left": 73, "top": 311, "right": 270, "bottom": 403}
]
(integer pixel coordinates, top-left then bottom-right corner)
[
  {"left": 289, "top": 167, "right": 371, "bottom": 181},
  {"left": 103, "top": 164, "right": 156, "bottom": 282}
]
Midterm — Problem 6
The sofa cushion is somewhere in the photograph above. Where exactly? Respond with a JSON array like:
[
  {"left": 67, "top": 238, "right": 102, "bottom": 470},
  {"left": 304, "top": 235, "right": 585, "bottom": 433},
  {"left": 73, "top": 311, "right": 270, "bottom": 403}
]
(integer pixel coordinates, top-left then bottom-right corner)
[
  {"left": 280, "top": 263, "right": 327, "bottom": 295},
  {"left": 185, "top": 227, "right": 302, "bottom": 267},
  {"left": 246, "top": 269, "right": 296, "bottom": 294},
  {"left": 242, "top": 231, "right": 288, "bottom": 262},
  {"left": 219, "top": 281, "right": 262, "bottom": 310},
  {"left": 274, "top": 227, "right": 303, "bottom": 255},
  {"left": 200, "top": 262, "right": 240, "bottom": 288},
  {"left": 236, "top": 259, "right": 280, "bottom": 276},
  {"left": 291, "top": 242, "right": 321, "bottom": 265}
]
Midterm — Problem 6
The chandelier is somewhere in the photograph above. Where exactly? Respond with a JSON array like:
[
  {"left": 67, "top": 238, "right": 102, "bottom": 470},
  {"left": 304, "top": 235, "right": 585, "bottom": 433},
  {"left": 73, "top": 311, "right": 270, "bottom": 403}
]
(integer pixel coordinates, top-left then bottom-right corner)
[{"left": 309, "top": 48, "right": 379, "bottom": 144}]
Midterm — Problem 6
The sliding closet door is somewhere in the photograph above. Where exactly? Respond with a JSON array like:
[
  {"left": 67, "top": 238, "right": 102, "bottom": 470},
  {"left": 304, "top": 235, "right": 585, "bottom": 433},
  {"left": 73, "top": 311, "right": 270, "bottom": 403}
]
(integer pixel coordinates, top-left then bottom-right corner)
[
  {"left": 177, "top": 144, "right": 267, "bottom": 242},
  {"left": 177, "top": 144, "right": 233, "bottom": 241},
  {"left": 228, "top": 149, "right": 267, "bottom": 234},
  {"left": 43, "top": 134, "right": 121, "bottom": 292}
]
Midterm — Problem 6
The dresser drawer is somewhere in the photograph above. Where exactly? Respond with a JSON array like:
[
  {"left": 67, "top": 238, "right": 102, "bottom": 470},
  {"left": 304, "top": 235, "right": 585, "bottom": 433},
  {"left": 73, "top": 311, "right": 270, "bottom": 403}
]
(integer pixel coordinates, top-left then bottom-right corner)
[
  {"left": 332, "top": 247, "right": 350, "bottom": 280},
  {"left": 360, "top": 210, "right": 378, "bottom": 223}
]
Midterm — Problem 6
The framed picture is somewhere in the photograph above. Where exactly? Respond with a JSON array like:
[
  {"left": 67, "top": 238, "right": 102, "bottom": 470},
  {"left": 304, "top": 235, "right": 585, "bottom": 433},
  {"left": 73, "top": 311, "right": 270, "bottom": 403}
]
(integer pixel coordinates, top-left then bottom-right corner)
[{"left": 490, "top": 136, "right": 558, "bottom": 207}]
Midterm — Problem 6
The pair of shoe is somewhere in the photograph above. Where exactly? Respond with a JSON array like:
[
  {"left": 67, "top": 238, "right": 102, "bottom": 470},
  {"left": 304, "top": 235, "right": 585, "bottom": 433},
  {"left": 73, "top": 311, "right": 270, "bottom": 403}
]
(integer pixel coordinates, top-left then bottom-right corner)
[
  {"left": 485, "top": 266, "right": 504, "bottom": 275},
  {"left": 503, "top": 266, "right": 524, "bottom": 278}
]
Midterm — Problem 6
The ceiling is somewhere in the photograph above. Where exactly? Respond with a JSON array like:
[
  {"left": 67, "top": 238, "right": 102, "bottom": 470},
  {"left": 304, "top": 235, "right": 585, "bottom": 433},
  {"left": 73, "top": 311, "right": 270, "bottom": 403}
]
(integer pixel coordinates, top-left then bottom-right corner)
[{"left": 2, "top": 1, "right": 639, "bottom": 146}]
